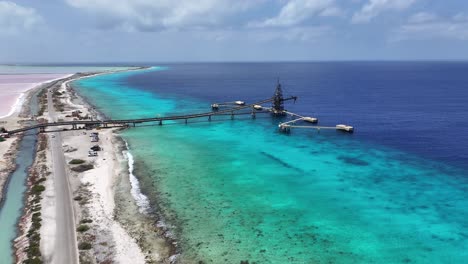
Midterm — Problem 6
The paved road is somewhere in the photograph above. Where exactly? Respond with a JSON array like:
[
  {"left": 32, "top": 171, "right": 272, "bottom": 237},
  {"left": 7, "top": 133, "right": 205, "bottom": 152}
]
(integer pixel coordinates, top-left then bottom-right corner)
[{"left": 47, "top": 87, "right": 79, "bottom": 264}]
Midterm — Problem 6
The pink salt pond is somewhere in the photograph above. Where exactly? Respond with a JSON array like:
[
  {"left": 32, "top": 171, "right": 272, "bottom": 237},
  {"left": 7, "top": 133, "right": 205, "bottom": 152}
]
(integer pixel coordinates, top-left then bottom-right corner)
[{"left": 0, "top": 74, "right": 70, "bottom": 118}]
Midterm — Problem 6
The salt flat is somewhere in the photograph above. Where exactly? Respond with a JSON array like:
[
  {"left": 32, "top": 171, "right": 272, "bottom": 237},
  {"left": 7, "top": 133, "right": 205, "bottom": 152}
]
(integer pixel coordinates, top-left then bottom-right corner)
[{"left": 0, "top": 74, "right": 70, "bottom": 117}]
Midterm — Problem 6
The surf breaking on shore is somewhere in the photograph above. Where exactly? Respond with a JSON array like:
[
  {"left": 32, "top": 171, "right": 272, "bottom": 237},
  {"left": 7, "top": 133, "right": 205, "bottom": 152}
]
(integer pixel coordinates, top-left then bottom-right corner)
[
  {"left": 1, "top": 67, "right": 175, "bottom": 263},
  {"left": 70, "top": 70, "right": 176, "bottom": 262},
  {"left": 123, "top": 141, "right": 151, "bottom": 215}
]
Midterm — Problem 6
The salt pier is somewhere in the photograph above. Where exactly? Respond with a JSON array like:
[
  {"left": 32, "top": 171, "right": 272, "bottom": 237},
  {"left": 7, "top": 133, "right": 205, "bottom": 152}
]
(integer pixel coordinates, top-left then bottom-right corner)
[{"left": 4, "top": 81, "right": 353, "bottom": 136}]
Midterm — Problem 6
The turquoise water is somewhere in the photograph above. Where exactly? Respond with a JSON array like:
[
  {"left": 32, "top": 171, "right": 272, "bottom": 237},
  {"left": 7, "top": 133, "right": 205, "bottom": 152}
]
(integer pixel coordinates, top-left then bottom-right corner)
[
  {"left": 74, "top": 68, "right": 468, "bottom": 263},
  {"left": 0, "top": 134, "right": 37, "bottom": 263}
]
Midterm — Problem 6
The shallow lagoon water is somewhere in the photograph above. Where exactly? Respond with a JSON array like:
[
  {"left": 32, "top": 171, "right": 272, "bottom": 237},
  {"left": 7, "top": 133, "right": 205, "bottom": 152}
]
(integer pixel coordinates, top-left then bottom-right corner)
[
  {"left": 0, "top": 133, "right": 37, "bottom": 263},
  {"left": 74, "top": 63, "right": 468, "bottom": 263}
]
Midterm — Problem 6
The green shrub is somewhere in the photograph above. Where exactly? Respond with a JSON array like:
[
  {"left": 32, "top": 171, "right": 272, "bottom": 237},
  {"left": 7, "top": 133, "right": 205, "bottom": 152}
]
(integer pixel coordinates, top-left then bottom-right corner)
[
  {"left": 69, "top": 159, "right": 85, "bottom": 165},
  {"left": 32, "top": 212, "right": 41, "bottom": 222},
  {"left": 77, "top": 225, "right": 90, "bottom": 232},
  {"left": 29, "top": 232, "right": 40, "bottom": 243},
  {"left": 31, "top": 185, "right": 45, "bottom": 194},
  {"left": 25, "top": 245, "right": 41, "bottom": 257},
  {"left": 31, "top": 221, "right": 41, "bottom": 230},
  {"left": 80, "top": 219, "right": 93, "bottom": 224},
  {"left": 36, "top": 178, "right": 46, "bottom": 184},
  {"left": 78, "top": 242, "right": 92, "bottom": 250},
  {"left": 73, "top": 196, "right": 82, "bottom": 201},
  {"left": 71, "top": 164, "right": 94, "bottom": 172},
  {"left": 0, "top": 136, "right": 5, "bottom": 142}
]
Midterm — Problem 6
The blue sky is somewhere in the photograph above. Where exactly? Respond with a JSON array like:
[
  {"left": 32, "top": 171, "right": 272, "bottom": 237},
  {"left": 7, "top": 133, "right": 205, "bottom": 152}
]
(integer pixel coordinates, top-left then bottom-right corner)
[{"left": 2, "top": 0, "right": 468, "bottom": 63}]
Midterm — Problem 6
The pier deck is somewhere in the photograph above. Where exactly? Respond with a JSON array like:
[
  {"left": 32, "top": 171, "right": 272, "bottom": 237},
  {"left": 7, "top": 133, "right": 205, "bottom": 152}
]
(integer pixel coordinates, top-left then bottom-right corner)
[{"left": 6, "top": 96, "right": 296, "bottom": 135}]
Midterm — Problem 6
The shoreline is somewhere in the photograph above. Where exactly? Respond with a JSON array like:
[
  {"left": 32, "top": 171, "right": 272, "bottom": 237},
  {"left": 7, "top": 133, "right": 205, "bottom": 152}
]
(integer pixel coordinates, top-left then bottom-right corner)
[
  {"left": 1, "top": 67, "right": 174, "bottom": 264},
  {"left": 0, "top": 74, "right": 73, "bottom": 119},
  {"left": 0, "top": 76, "right": 58, "bottom": 205},
  {"left": 0, "top": 93, "right": 24, "bottom": 119},
  {"left": 8, "top": 74, "right": 92, "bottom": 263},
  {"left": 122, "top": 141, "right": 151, "bottom": 214},
  {"left": 66, "top": 70, "right": 175, "bottom": 262},
  {"left": 0, "top": 76, "right": 63, "bottom": 263}
]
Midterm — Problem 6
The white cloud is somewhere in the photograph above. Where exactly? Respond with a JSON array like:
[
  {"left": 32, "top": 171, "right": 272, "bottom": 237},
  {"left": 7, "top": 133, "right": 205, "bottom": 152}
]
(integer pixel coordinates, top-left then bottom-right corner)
[
  {"left": 0, "top": 1, "right": 43, "bottom": 35},
  {"left": 249, "top": 0, "right": 342, "bottom": 28},
  {"left": 453, "top": 13, "right": 468, "bottom": 22},
  {"left": 352, "top": 0, "right": 417, "bottom": 24},
  {"left": 189, "top": 26, "right": 331, "bottom": 43},
  {"left": 254, "top": 26, "right": 332, "bottom": 42},
  {"left": 392, "top": 13, "right": 468, "bottom": 41},
  {"left": 66, "top": 0, "right": 262, "bottom": 31}
]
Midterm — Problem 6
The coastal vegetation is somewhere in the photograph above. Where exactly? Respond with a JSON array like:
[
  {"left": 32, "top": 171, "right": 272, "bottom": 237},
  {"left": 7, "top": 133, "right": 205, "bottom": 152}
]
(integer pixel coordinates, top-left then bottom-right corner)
[
  {"left": 18, "top": 134, "right": 49, "bottom": 264},
  {"left": 53, "top": 99, "right": 65, "bottom": 112},
  {"left": 50, "top": 87, "right": 65, "bottom": 112},
  {"left": 75, "top": 183, "right": 96, "bottom": 261},
  {"left": 78, "top": 242, "right": 92, "bottom": 250},
  {"left": 69, "top": 159, "right": 85, "bottom": 165},
  {"left": 23, "top": 176, "right": 46, "bottom": 263},
  {"left": 70, "top": 163, "right": 94, "bottom": 172},
  {"left": 0, "top": 136, "right": 4, "bottom": 142},
  {"left": 36, "top": 89, "right": 48, "bottom": 116},
  {"left": 77, "top": 225, "right": 90, "bottom": 233},
  {"left": 31, "top": 185, "right": 46, "bottom": 194},
  {"left": 80, "top": 218, "right": 93, "bottom": 224}
]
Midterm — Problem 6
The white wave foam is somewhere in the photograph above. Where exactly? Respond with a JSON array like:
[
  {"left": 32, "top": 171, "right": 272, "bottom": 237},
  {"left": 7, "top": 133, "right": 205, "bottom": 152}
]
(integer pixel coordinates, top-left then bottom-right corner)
[{"left": 123, "top": 141, "right": 151, "bottom": 214}]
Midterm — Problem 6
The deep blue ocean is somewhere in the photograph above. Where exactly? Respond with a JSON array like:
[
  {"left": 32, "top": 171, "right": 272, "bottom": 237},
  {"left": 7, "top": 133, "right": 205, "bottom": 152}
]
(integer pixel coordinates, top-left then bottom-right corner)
[{"left": 74, "top": 62, "right": 468, "bottom": 263}]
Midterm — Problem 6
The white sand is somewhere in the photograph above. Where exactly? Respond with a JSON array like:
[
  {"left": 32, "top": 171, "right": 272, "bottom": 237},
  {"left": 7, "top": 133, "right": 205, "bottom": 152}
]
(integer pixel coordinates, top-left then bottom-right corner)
[
  {"left": 45, "top": 78, "right": 147, "bottom": 263},
  {"left": 0, "top": 69, "right": 151, "bottom": 263},
  {"left": 79, "top": 130, "right": 146, "bottom": 263},
  {"left": 39, "top": 145, "right": 57, "bottom": 264}
]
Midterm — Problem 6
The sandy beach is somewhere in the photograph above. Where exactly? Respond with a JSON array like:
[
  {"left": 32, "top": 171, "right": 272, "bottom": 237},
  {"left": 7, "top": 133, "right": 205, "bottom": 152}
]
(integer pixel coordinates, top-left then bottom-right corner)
[
  {"left": 1, "top": 68, "right": 170, "bottom": 263},
  {"left": 30, "top": 71, "right": 170, "bottom": 263},
  {"left": 57, "top": 77, "right": 170, "bottom": 263}
]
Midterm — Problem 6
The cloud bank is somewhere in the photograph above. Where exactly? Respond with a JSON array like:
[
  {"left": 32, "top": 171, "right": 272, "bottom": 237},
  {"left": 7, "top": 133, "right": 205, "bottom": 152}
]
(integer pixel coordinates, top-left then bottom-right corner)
[
  {"left": 393, "top": 12, "right": 468, "bottom": 41},
  {"left": 249, "top": 0, "right": 342, "bottom": 28},
  {"left": 0, "top": 1, "right": 43, "bottom": 35},
  {"left": 352, "top": 0, "right": 417, "bottom": 23},
  {"left": 66, "top": 0, "right": 262, "bottom": 31}
]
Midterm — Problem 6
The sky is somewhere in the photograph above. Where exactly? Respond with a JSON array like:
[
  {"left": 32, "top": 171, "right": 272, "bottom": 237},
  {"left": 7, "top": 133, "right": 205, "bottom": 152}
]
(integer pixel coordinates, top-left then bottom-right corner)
[{"left": 2, "top": 0, "right": 468, "bottom": 63}]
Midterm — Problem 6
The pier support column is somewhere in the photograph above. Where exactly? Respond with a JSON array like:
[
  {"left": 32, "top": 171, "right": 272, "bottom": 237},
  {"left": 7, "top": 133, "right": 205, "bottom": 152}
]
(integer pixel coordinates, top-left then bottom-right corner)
[
  {"left": 185, "top": 119, "right": 188, "bottom": 125},
  {"left": 251, "top": 111, "right": 256, "bottom": 119},
  {"left": 208, "top": 116, "right": 211, "bottom": 122},
  {"left": 133, "top": 123, "right": 136, "bottom": 127},
  {"left": 39, "top": 126, "right": 45, "bottom": 133},
  {"left": 231, "top": 111, "right": 234, "bottom": 120},
  {"left": 159, "top": 120, "right": 163, "bottom": 126},
  {"left": 279, "top": 125, "right": 290, "bottom": 134},
  {"left": 72, "top": 124, "right": 77, "bottom": 130}
]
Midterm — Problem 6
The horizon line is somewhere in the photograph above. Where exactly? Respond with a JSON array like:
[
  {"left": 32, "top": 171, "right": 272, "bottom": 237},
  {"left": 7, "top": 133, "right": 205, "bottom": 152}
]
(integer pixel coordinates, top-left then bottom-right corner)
[{"left": 2, "top": 59, "right": 468, "bottom": 66}]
